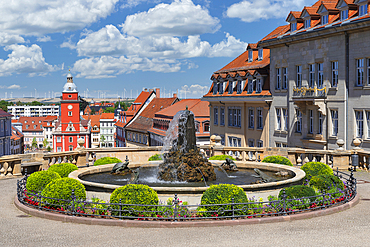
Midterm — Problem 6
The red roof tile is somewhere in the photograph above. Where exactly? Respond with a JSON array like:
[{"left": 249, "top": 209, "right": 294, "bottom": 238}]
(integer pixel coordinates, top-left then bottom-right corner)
[
  {"left": 0, "top": 109, "right": 12, "bottom": 118},
  {"left": 155, "top": 99, "right": 209, "bottom": 118}
]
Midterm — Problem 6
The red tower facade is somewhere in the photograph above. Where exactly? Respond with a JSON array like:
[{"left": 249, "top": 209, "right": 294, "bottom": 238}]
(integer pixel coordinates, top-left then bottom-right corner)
[{"left": 52, "top": 72, "right": 90, "bottom": 152}]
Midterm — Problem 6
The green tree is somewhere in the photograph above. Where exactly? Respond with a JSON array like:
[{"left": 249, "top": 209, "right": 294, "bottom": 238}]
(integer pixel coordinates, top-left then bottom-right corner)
[
  {"left": 90, "top": 108, "right": 96, "bottom": 115},
  {"left": 43, "top": 138, "right": 49, "bottom": 149},
  {"left": 100, "top": 135, "right": 106, "bottom": 147},
  {"left": 103, "top": 107, "right": 115, "bottom": 113},
  {"left": 0, "top": 100, "right": 12, "bottom": 112},
  {"left": 31, "top": 137, "right": 38, "bottom": 150},
  {"left": 30, "top": 101, "right": 43, "bottom": 106}
]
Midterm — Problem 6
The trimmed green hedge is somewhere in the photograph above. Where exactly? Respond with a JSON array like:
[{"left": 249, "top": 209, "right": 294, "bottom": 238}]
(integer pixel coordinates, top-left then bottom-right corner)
[
  {"left": 94, "top": 157, "right": 122, "bottom": 166},
  {"left": 262, "top": 155, "right": 293, "bottom": 166},
  {"left": 301, "top": 162, "right": 333, "bottom": 181},
  {"left": 309, "top": 174, "right": 344, "bottom": 192},
  {"left": 148, "top": 154, "right": 163, "bottom": 161},
  {"left": 41, "top": 178, "right": 86, "bottom": 207},
  {"left": 110, "top": 184, "right": 158, "bottom": 217},
  {"left": 208, "top": 155, "right": 235, "bottom": 161},
  {"left": 198, "top": 184, "right": 247, "bottom": 217},
  {"left": 279, "top": 185, "right": 316, "bottom": 201},
  {"left": 48, "top": 163, "right": 78, "bottom": 178},
  {"left": 26, "top": 170, "right": 61, "bottom": 193}
]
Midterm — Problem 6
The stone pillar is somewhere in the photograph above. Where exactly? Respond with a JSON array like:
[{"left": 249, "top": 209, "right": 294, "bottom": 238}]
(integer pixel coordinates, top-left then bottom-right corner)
[
  {"left": 332, "top": 151, "right": 350, "bottom": 170},
  {"left": 75, "top": 138, "right": 87, "bottom": 167},
  {"left": 13, "top": 159, "right": 22, "bottom": 176}
]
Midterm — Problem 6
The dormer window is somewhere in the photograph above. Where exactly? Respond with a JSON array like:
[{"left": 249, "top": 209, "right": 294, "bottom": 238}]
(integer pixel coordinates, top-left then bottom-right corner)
[
  {"left": 218, "top": 82, "right": 225, "bottom": 94},
  {"left": 213, "top": 82, "right": 218, "bottom": 94},
  {"left": 321, "top": 14, "right": 328, "bottom": 25},
  {"left": 359, "top": 4, "right": 368, "bottom": 16},
  {"left": 247, "top": 79, "right": 254, "bottom": 93},
  {"left": 228, "top": 81, "right": 234, "bottom": 94},
  {"left": 256, "top": 79, "right": 263, "bottom": 93},
  {"left": 341, "top": 9, "right": 348, "bottom": 20},
  {"left": 290, "top": 22, "right": 297, "bottom": 32},
  {"left": 258, "top": 48, "right": 263, "bottom": 60},
  {"left": 304, "top": 18, "right": 311, "bottom": 28},
  {"left": 248, "top": 50, "right": 253, "bottom": 62},
  {"left": 237, "top": 80, "right": 245, "bottom": 94}
]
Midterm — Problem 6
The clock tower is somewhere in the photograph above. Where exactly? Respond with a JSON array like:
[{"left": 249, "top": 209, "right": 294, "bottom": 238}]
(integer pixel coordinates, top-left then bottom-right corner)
[{"left": 52, "top": 71, "right": 91, "bottom": 152}]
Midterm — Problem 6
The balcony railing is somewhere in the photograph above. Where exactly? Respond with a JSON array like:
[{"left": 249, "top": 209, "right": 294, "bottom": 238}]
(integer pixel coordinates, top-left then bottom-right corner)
[{"left": 293, "top": 86, "right": 326, "bottom": 98}]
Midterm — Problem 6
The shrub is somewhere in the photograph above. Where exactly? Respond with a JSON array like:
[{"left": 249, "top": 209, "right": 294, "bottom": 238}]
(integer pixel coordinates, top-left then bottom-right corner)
[
  {"left": 279, "top": 185, "right": 316, "bottom": 202},
  {"left": 48, "top": 163, "right": 78, "bottom": 178},
  {"left": 209, "top": 155, "right": 235, "bottom": 161},
  {"left": 110, "top": 184, "right": 158, "bottom": 217},
  {"left": 262, "top": 155, "right": 293, "bottom": 166},
  {"left": 309, "top": 174, "right": 344, "bottom": 192},
  {"left": 148, "top": 154, "right": 163, "bottom": 161},
  {"left": 94, "top": 157, "right": 122, "bottom": 166},
  {"left": 301, "top": 162, "right": 333, "bottom": 181},
  {"left": 41, "top": 178, "right": 86, "bottom": 208},
  {"left": 26, "top": 170, "right": 61, "bottom": 193},
  {"left": 199, "top": 184, "right": 247, "bottom": 217}
]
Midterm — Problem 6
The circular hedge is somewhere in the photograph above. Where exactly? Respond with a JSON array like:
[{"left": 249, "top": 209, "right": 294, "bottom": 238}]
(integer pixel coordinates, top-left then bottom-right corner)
[
  {"left": 309, "top": 174, "right": 344, "bottom": 192},
  {"left": 48, "top": 163, "right": 78, "bottom": 178},
  {"left": 110, "top": 184, "right": 158, "bottom": 217},
  {"left": 26, "top": 170, "right": 61, "bottom": 193},
  {"left": 41, "top": 178, "right": 86, "bottom": 208},
  {"left": 199, "top": 184, "right": 247, "bottom": 217},
  {"left": 94, "top": 157, "right": 122, "bottom": 166},
  {"left": 148, "top": 154, "right": 163, "bottom": 161},
  {"left": 301, "top": 162, "right": 333, "bottom": 181},
  {"left": 209, "top": 155, "right": 236, "bottom": 161},
  {"left": 279, "top": 185, "right": 316, "bottom": 201},
  {"left": 262, "top": 155, "right": 293, "bottom": 166}
]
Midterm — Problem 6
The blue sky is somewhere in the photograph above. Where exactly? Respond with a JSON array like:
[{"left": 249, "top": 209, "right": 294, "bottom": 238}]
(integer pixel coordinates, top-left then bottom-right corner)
[{"left": 0, "top": 0, "right": 315, "bottom": 100}]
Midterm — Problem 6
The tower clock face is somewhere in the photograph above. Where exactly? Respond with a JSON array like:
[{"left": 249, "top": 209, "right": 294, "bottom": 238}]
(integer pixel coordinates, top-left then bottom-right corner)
[{"left": 68, "top": 105, "right": 73, "bottom": 110}]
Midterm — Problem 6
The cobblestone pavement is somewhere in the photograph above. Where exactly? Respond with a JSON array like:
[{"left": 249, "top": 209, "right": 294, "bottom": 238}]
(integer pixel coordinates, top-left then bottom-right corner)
[{"left": 1, "top": 171, "right": 370, "bottom": 247}]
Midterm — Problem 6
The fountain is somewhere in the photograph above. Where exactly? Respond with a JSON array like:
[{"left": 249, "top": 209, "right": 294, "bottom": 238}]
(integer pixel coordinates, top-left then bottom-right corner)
[{"left": 70, "top": 108, "right": 305, "bottom": 198}]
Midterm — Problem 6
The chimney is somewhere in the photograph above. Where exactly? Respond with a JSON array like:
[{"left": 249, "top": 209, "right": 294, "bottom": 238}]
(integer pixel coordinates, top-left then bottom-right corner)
[
  {"left": 144, "top": 88, "right": 148, "bottom": 92},
  {"left": 156, "top": 88, "right": 160, "bottom": 98},
  {"left": 173, "top": 93, "right": 177, "bottom": 98}
]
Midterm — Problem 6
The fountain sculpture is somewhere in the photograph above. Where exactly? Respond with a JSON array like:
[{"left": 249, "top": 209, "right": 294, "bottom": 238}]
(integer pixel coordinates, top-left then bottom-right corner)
[{"left": 157, "top": 107, "right": 216, "bottom": 182}]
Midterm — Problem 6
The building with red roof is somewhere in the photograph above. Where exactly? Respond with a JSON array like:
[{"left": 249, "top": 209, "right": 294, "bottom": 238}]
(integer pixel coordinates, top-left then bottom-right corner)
[
  {"left": 125, "top": 96, "right": 178, "bottom": 147},
  {"left": 259, "top": 0, "right": 370, "bottom": 151},
  {"left": 52, "top": 72, "right": 90, "bottom": 152},
  {"left": 0, "top": 109, "right": 12, "bottom": 156},
  {"left": 115, "top": 88, "right": 158, "bottom": 147},
  {"left": 148, "top": 99, "right": 210, "bottom": 146},
  {"left": 16, "top": 116, "right": 49, "bottom": 150},
  {"left": 10, "top": 126, "right": 24, "bottom": 154},
  {"left": 202, "top": 41, "right": 272, "bottom": 148}
]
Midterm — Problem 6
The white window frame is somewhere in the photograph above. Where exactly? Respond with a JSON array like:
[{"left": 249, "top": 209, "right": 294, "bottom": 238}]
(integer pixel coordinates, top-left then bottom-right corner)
[
  {"left": 69, "top": 137, "right": 73, "bottom": 142},
  {"left": 248, "top": 50, "right": 253, "bottom": 62},
  {"left": 228, "top": 136, "right": 241, "bottom": 147},
  {"left": 317, "top": 63, "right": 324, "bottom": 88},
  {"left": 341, "top": 9, "right": 348, "bottom": 20},
  {"left": 213, "top": 82, "right": 218, "bottom": 94},
  {"left": 258, "top": 48, "right": 263, "bottom": 60},
  {"left": 321, "top": 14, "right": 329, "bottom": 25},
  {"left": 283, "top": 108, "right": 288, "bottom": 131},
  {"left": 296, "top": 65, "right": 302, "bottom": 88},
  {"left": 220, "top": 107, "right": 225, "bottom": 126},
  {"left": 304, "top": 18, "right": 311, "bottom": 29},
  {"left": 57, "top": 147, "right": 62, "bottom": 152},
  {"left": 57, "top": 136, "right": 61, "bottom": 143},
  {"left": 291, "top": 22, "right": 297, "bottom": 32},
  {"left": 256, "top": 79, "right": 263, "bottom": 93},
  {"left": 237, "top": 80, "right": 245, "bottom": 94},
  {"left": 257, "top": 108, "right": 263, "bottom": 130},
  {"left": 332, "top": 61, "right": 338, "bottom": 87},
  {"left": 357, "top": 59, "right": 364, "bottom": 86},
  {"left": 247, "top": 79, "right": 254, "bottom": 93},
  {"left": 228, "top": 80, "right": 234, "bottom": 94},
  {"left": 257, "top": 140, "right": 263, "bottom": 148},
  {"left": 296, "top": 109, "right": 302, "bottom": 133},
  {"left": 249, "top": 108, "right": 254, "bottom": 129},
  {"left": 355, "top": 110, "right": 364, "bottom": 138},
  {"left": 228, "top": 107, "right": 241, "bottom": 127},
  {"left": 68, "top": 111, "right": 72, "bottom": 116},
  {"left": 359, "top": 4, "right": 368, "bottom": 16},
  {"left": 276, "top": 108, "right": 281, "bottom": 130},
  {"left": 309, "top": 64, "right": 315, "bottom": 88},
  {"left": 276, "top": 68, "right": 281, "bottom": 90},
  {"left": 367, "top": 111, "right": 370, "bottom": 139},
  {"left": 282, "top": 67, "right": 288, "bottom": 89},
  {"left": 309, "top": 109, "right": 314, "bottom": 134},
  {"left": 214, "top": 107, "right": 218, "bottom": 125},
  {"left": 331, "top": 110, "right": 338, "bottom": 137},
  {"left": 218, "top": 82, "right": 225, "bottom": 94}
]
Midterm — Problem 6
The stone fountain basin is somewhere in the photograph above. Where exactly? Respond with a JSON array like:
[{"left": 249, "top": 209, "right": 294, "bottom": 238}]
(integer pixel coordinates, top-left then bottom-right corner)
[{"left": 69, "top": 161, "right": 305, "bottom": 194}]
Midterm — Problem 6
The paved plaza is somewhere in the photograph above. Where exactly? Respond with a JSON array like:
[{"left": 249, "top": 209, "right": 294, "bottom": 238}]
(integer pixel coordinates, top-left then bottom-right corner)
[{"left": 1, "top": 171, "right": 370, "bottom": 247}]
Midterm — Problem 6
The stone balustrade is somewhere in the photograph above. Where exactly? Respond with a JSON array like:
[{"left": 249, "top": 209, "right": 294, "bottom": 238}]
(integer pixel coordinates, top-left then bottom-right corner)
[{"left": 0, "top": 142, "right": 365, "bottom": 179}]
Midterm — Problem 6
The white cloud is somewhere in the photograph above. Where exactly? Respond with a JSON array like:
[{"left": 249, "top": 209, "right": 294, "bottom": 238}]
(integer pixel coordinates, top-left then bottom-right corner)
[
  {"left": 0, "top": 44, "right": 58, "bottom": 76},
  {"left": 75, "top": 25, "right": 246, "bottom": 59},
  {"left": 226, "top": 0, "right": 315, "bottom": 22},
  {"left": 180, "top": 84, "right": 209, "bottom": 98},
  {"left": 0, "top": 84, "right": 22, "bottom": 89},
  {"left": 121, "top": 0, "right": 151, "bottom": 9},
  {"left": 37, "top": 36, "right": 52, "bottom": 42},
  {"left": 0, "top": 0, "right": 119, "bottom": 36},
  {"left": 121, "top": 0, "right": 220, "bottom": 37},
  {"left": 73, "top": 56, "right": 181, "bottom": 79},
  {"left": 0, "top": 33, "right": 25, "bottom": 46}
]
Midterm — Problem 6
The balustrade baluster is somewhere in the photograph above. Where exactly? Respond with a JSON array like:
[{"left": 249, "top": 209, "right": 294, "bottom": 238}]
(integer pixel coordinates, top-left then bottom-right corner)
[
  {"left": 6, "top": 162, "right": 13, "bottom": 177},
  {"left": 303, "top": 156, "right": 310, "bottom": 164},
  {"left": 296, "top": 155, "right": 302, "bottom": 166},
  {"left": 0, "top": 162, "right": 6, "bottom": 177}
]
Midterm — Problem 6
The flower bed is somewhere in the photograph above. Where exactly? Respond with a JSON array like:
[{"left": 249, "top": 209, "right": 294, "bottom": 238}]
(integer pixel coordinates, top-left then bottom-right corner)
[{"left": 17, "top": 169, "right": 357, "bottom": 221}]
